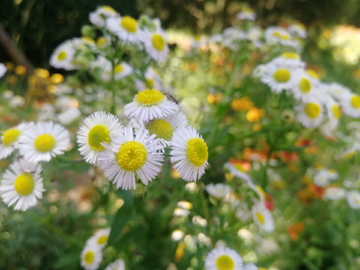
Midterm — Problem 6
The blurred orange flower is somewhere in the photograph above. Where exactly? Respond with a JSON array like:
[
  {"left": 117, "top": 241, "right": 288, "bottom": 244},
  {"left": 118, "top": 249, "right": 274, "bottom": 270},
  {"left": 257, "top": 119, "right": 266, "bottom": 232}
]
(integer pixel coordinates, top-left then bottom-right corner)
[
  {"left": 246, "top": 107, "right": 266, "bottom": 122},
  {"left": 231, "top": 97, "right": 253, "bottom": 111},
  {"left": 287, "top": 222, "right": 305, "bottom": 240}
]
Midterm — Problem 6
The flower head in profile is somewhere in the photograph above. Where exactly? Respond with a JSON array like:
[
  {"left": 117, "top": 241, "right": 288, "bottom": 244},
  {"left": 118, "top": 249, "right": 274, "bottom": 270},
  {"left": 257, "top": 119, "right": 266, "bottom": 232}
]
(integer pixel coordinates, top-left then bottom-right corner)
[
  {"left": 89, "top": 228, "right": 110, "bottom": 249},
  {"left": 89, "top": 6, "right": 119, "bottom": 27},
  {"left": 144, "top": 30, "right": 169, "bottom": 62},
  {"left": 205, "top": 183, "right": 232, "bottom": 199},
  {"left": 77, "top": 111, "right": 123, "bottom": 165},
  {"left": 0, "top": 122, "right": 33, "bottom": 160},
  {"left": 170, "top": 127, "right": 209, "bottom": 182},
  {"left": 125, "top": 89, "right": 179, "bottom": 122},
  {"left": 224, "top": 162, "right": 253, "bottom": 188},
  {"left": 135, "top": 68, "right": 162, "bottom": 91},
  {"left": 0, "top": 159, "right": 44, "bottom": 211},
  {"left": 324, "top": 187, "right": 345, "bottom": 200},
  {"left": 19, "top": 122, "right": 70, "bottom": 163},
  {"left": 346, "top": 190, "right": 360, "bottom": 209},
  {"left": 99, "top": 128, "right": 164, "bottom": 190},
  {"left": 105, "top": 259, "right": 125, "bottom": 270},
  {"left": 340, "top": 93, "right": 360, "bottom": 118},
  {"left": 205, "top": 246, "right": 243, "bottom": 270},
  {"left": 236, "top": 8, "right": 256, "bottom": 21},
  {"left": 101, "top": 61, "right": 133, "bottom": 82}
]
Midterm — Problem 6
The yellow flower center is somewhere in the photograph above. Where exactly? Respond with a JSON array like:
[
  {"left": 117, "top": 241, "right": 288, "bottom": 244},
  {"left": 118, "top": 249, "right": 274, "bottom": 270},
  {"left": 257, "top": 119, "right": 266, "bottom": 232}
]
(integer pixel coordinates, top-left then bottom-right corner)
[
  {"left": 282, "top": 52, "right": 299, "bottom": 59},
  {"left": 152, "top": 34, "right": 165, "bottom": 51},
  {"left": 234, "top": 163, "right": 246, "bottom": 172},
  {"left": 81, "top": 37, "right": 95, "bottom": 44},
  {"left": 215, "top": 255, "right": 235, "bottom": 270},
  {"left": 84, "top": 251, "right": 95, "bottom": 264},
  {"left": 57, "top": 51, "right": 67, "bottom": 61},
  {"left": 329, "top": 169, "right": 336, "bottom": 173},
  {"left": 273, "top": 69, "right": 290, "bottom": 83},
  {"left": 14, "top": 173, "right": 34, "bottom": 196},
  {"left": 306, "top": 69, "right": 319, "bottom": 79},
  {"left": 136, "top": 89, "right": 164, "bottom": 106},
  {"left": 332, "top": 105, "right": 340, "bottom": 119},
  {"left": 121, "top": 16, "right": 137, "bottom": 33},
  {"left": 97, "top": 37, "right": 106, "bottom": 47},
  {"left": 146, "top": 78, "right": 155, "bottom": 88},
  {"left": 34, "top": 134, "right": 56, "bottom": 153},
  {"left": 88, "top": 125, "right": 111, "bottom": 151},
  {"left": 114, "top": 64, "right": 124, "bottom": 74},
  {"left": 116, "top": 141, "right": 147, "bottom": 171},
  {"left": 2, "top": 129, "right": 21, "bottom": 147},
  {"left": 255, "top": 185, "right": 266, "bottom": 197},
  {"left": 256, "top": 212, "right": 265, "bottom": 224},
  {"left": 351, "top": 95, "right": 360, "bottom": 109},
  {"left": 299, "top": 78, "right": 311, "bottom": 93},
  {"left": 101, "top": 5, "right": 116, "bottom": 13},
  {"left": 146, "top": 119, "right": 174, "bottom": 141},
  {"left": 273, "top": 32, "right": 281, "bottom": 37},
  {"left": 304, "top": 103, "right": 321, "bottom": 119},
  {"left": 97, "top": 235, "right": 108, "bottom": 245},
  {"left": 343, "top": 150, "right": 355, "bottom": 160},
  {"left": 186, "top": 138, "right": 208, "bottom": 167}
]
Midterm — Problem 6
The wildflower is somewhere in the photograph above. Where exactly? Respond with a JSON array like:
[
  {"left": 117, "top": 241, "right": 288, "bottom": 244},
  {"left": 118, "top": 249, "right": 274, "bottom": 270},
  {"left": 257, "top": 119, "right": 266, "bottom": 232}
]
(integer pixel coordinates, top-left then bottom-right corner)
[
  {"left": 295, "top": 100, "right": 324, "bottom": 128},
  {"left": 170, "top": 127, "right": 209, "bottom": 182},
  {"left": 252, "top": 201, "right": 274, "bottom": 232},
  {"left": 0, "top": 63, "right": 7, "bottom": 78},
  {"left": 340, "top": 93, "right": 360, "bottom": 118},
  {"left": 89, "top": 6, "right": 118, "bottom": 27},
  {"left": 260, "top": 58, "right": 300, "bottom": 93},
  {"left": 205, "top": 246, "right": 243, "bottom": 270},
  {"left": 101, "top": 61, "right": 133, "bottom": 82},
  {"left": 144, "top": 30, "right": 169, "bottom": 62},
  {"left": 346, "top": 190, "right": 360, "bottom": 209},
  {"left": 135, "top": 68, "right": 162, "bottom": 91},
  {"left": 90, "top": 228, "right": 110, "bottom": 249},
  {"left": 205, "top": 183, "right": 232, "bottom": 199},
  {"left": 324, "top": 187, "right": 345, "bottom": 200},
  {"left": 288, "top": 22, "right": 307, "bottom": 38},
  {"left": 287, "top": 222, "right": 305, "bottom": 240},
  {"left": 231, "top": 97, "right": 253, "bottom": 111},
  {"left": 125, "top": 89, "right": 179, "bottom": 122},
  {"left": 19, "top": 122, "right": 70, "bottom": 163},
  {"left": 99, "top": 128, "right": 164, "bottom": 190},
  {"left": 80, "top": 241, "right": 103, "bottom": 270},
  {"left": 107, "top": 16, "right": 144, "bottom": 44},
  {"left": 50, "top": 40, "right": 76, "bottom": 70},
  {"left": 290, "top": 70, "right": 321, "bottom": 102},
  {"left": 224, "top": 162, "right": 253, "bottom": 187},
  {"left": 236, "top": 9, "right": 256, "bottom": 21},
  {"left": 0, "top": 122, "right": 33, "bottom": 159},
  {"left": 77, "top": 111, "right": 123, "bottom": 165},
  {"left": 0, "top": 159, "right": 44, "bottom": 211},
  {"left": 105, "top": 259, "right": 125, "bottom": 270}
]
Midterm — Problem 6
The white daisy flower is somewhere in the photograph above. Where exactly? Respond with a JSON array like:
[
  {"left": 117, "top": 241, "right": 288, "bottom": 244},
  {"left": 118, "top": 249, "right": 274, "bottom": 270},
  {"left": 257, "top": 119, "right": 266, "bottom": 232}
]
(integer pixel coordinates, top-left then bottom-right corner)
[
  {"left": 170, "top": 127, "right": 209, "bottom": 182},
  {"left": 0, "top": 159, "right": 44, "bottom": 211},
  {"left": 313, "top": 170, "right": 330, "bottom": 187},
  {"left": 205, "top": 246, "right": 243, "bottom": 270},
  {"left": 134, "top": 111, "right": 188, "bottom": 143},
  {"left": 324, "top": 83, "right": 351, "bottom": 100},
  {"left": 346, "top": 190, "right": 360, "bottom": 209},
  {"left": 252, "top": 201, "right": 274, "bottom": 232},
  {"left": 324, "top": 96, "right": 341, "bottom": 128},
  {"left": 260, "top": 59, "right": 300, "bottom": 93},
  {"left": 80, "top": 241, "right": 103, "bottom": 270},
  {"left": 205, "top": 183, "right": 232, "bottom": 199},
  {"left": 90, "top": 228, "right": 110, "bottom": 249},
  {"left": 264, "top": 26, "right": 290, "bottom": 45},
  {"left": 89, "top": 6, "right": 119, "bottom": 27},
  {"left": 0, "top": 122, "right": 33, "bottom": 160},
  {"left": 99, "top": 128, "right": 164, "bottom": 190},
  {"left": 77, "top": 111, "right": 123, "bottom": 165},
  {"left": 290, "top": 70, "right": 321, "bottom": 102},
  {"left": 101, "top": 61, "right": 133, "bottom": 82},
  {"left": 105, "top": 259, "right": 125, "bottom": 270},
  {"left": 19, "top": 122, "right": 70, "bottom": 163},
  {"left": 252, "top": 64, "right": 268, "bottom": 79},
  {"left": 107, "top": 16, "right": 144, "bottom": 44},
  {"left": 190, "top": 35, "right": 207, "bottom": 49},
  {"left": 0, "top": 63, "right": 7, "bottom": 78},
  {"left": 57, "top": 108, "right": 81, "bottom": 125},
  {"left": 144, "top": 30, "right": 169, "bottom": 62},
  {"left": 324, "top": 187, "right": 346, "bottom": 200},
  {"left": 288, "top": 23, "right": 307, "bottom": 38},
  {"left": 340, "top": 93, "right": 360, "bottom": 118},
  {"left": 208, "top": 34, "right": 223, "bottom": 44},
  {"left": 96, "top": 36, "right": 111, "bottom": 49},
  {"left": 135, "top": 68, "right": 162, "bottom": 91},
  {"left": 224, "top": 162, "right": 254, "bottom": 188},
  {"left": 325, "top": 169, "right": 339, "bottom": 180},
  {"left": 278, "top": 52, "right": 305, "bottom": 67},
  {"left": 237, "top": 10, "right": 256, "bottom": 21},
  {"left": 124, "top": 88, "right": 179, "bottom": 122},
  {"left": 50, "top": 40, "right": 76, "bottom": 70},
  {"left": 295, "top": 100, "right": 324, "bottom": 128}
]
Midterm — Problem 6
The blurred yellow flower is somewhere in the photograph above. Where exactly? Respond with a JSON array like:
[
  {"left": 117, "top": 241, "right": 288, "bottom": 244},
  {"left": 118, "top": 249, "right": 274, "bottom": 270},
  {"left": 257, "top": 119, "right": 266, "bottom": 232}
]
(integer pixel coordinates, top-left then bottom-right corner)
[
  {"left": 207, "top": 93, "right": 222, "bottom": 104},
  {"left": 50, "top": 73, "right": 64, "bottom": 84},
  {"left": 35, "top": 68, "right": 50, "bottom": 79},
  {"left": 15, "top": 65, "right": 26, "bottom": 75},
  {"left": 5, "top": 62, "right": 14, "bottom": 70},
  {"left": 231, "top": 97, "right": 253, "bottom": 111},
  {"left": 246, "top": 107, "right": 265, "bottom": 122}
]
